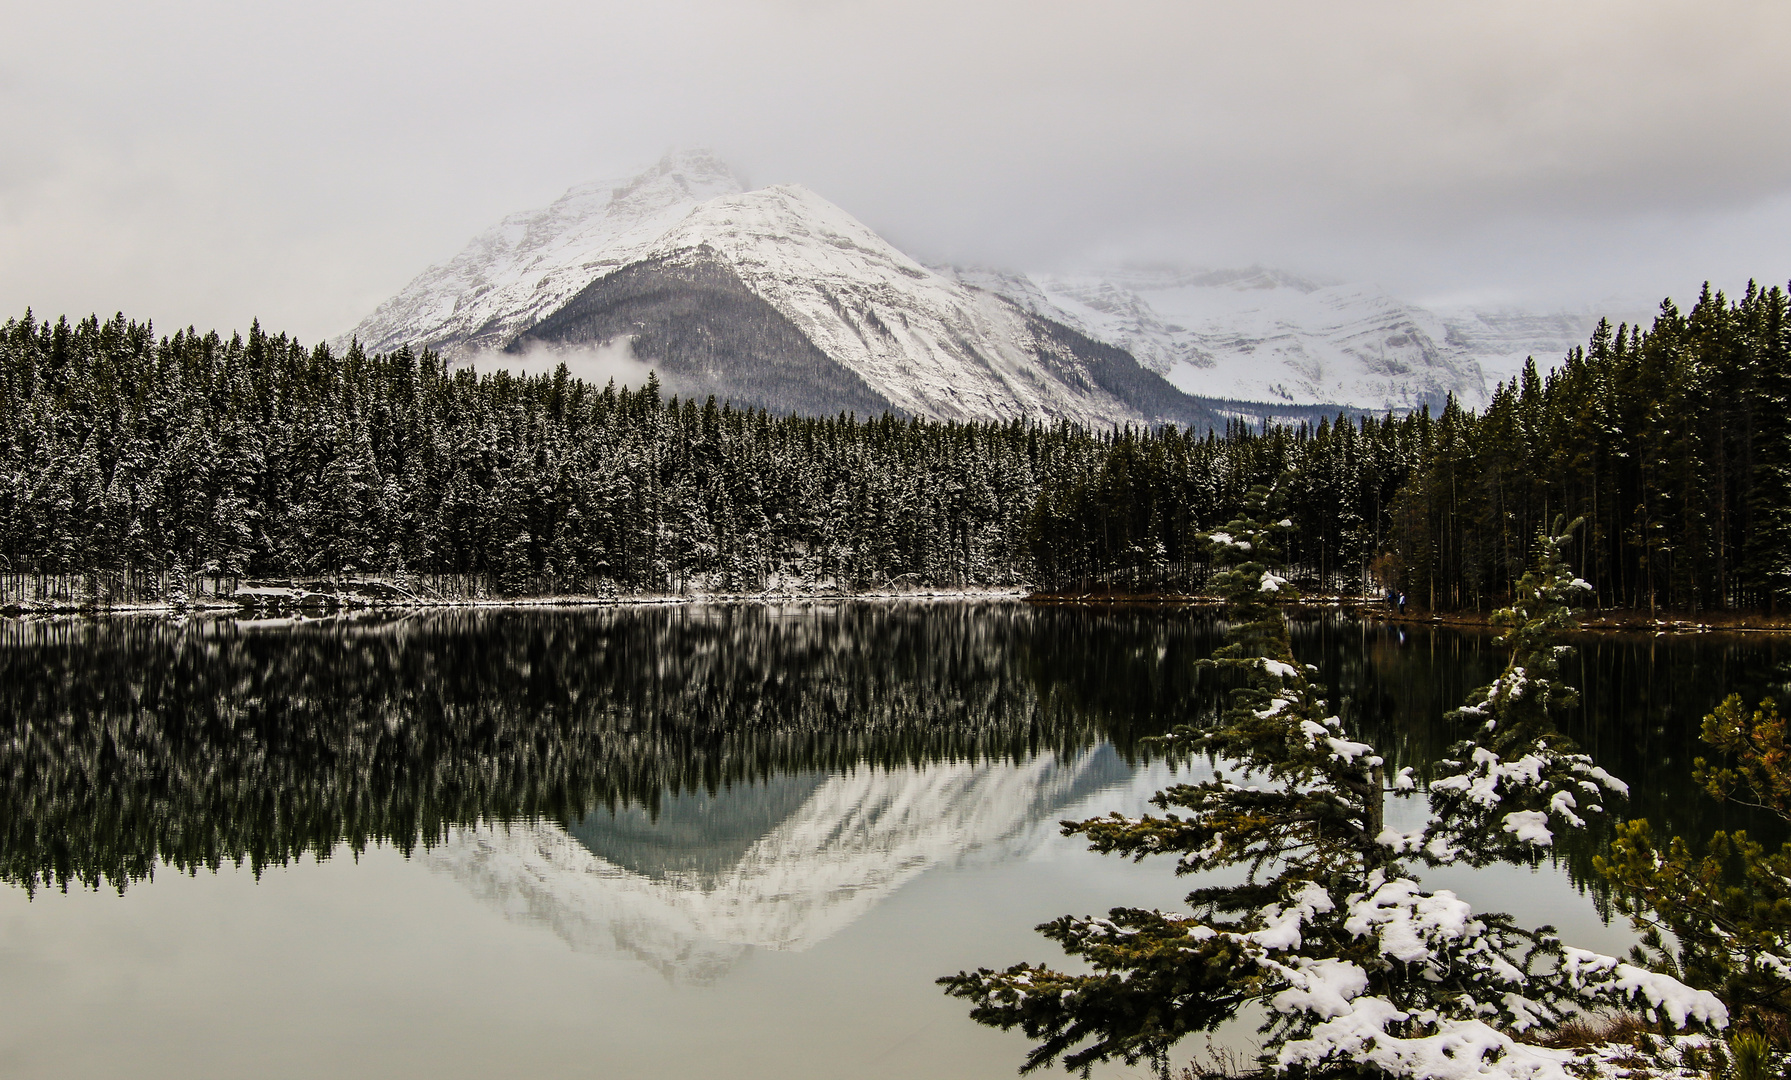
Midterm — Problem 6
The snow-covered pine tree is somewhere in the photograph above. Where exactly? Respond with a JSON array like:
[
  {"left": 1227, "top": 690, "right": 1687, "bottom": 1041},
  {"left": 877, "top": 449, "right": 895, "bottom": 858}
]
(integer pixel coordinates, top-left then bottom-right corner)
[
  {"left": 166, "top": 555, "right": 190, "bottom": 610},
  {"left": 941, "top": 490, "right": 1726, "bottom": 1079},
  {"left": 1411, "top": 521, "right": 1631, "bottom": 867}
]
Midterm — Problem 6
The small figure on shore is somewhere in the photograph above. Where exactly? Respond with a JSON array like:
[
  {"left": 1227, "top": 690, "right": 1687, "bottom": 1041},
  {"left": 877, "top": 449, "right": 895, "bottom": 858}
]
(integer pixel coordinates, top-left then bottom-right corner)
[{"left": 1398, "top": 592, "right": 1407, "bottom": 615}]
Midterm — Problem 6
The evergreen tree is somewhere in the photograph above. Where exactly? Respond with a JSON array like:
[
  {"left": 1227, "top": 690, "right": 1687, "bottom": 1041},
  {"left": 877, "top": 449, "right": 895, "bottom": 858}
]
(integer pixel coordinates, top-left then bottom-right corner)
[
  {"left": 941, "top": 505, "right": 1724, "bottom": 1079},
  {"left": 1743, "top": 287, "right": 1791, "bottom": 610},
  {"left": 1418, "top": 521, "right": 1629, "bottom": 867}
]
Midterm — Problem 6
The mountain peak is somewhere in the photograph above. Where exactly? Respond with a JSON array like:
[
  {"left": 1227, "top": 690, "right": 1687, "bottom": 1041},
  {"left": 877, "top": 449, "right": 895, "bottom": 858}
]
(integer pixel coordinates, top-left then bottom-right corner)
[
  {"left": 594, "top": 148, "right": 745, "bottom": 211},
  {"left": 338, "top": 151, "right": 747, "bottom": 358}
]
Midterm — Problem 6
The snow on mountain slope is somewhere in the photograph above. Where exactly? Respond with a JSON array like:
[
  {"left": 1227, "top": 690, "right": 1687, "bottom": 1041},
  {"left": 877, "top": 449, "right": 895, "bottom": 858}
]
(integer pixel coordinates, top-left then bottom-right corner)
[
  {"left": 948, "top": 266, "right": 1609, "bottom": 411},
  {"left": 949, "top": 266, "right": 1479, "bottom": 411},
  {"left": 340, "top": 150, "right": 746, "bottom": 358},
  {"left": 342, "top": 151, "right": 1601, "bottom": 420},
  {"left": 1435, "top": 306, "right": 1613, "bottom": 390},
  {"left": 422, "top": 750, "right": 1187, "bottom": 984},
  {"left": 342, "top": 155, "right": 1216, "bottom": 428},
  {"left": 581, "top": 184, "right": 1168, "bottom": 424}
]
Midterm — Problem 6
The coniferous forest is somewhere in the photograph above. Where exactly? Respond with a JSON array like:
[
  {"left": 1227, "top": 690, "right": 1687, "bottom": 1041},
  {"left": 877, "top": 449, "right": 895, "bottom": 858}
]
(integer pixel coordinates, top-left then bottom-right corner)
[{"left": 2, "top": 279, "right": 1787, "bottom": 613}]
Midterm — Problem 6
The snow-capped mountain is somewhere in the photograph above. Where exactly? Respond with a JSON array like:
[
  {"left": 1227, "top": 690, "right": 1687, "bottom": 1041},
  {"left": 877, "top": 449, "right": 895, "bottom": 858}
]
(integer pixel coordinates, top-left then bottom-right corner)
[
  {"left": 345, "top": 150, "right": 1609, "bottom": 420},
  {"left": 945, "top": 266, "right": 1609, "bottom": 412},
  {"left": 341, "top": 151, "right": 1217, "bottom": 429},
  {"left": 422, "top": 748, "right": 1187, "bottom": 984}
]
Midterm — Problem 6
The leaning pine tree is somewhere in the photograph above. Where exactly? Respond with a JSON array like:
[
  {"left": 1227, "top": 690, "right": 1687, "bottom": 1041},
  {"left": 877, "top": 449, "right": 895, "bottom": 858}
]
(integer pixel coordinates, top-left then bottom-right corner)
[{"left": 941, "top": 490, "right": 1726, "bottom": 1079}]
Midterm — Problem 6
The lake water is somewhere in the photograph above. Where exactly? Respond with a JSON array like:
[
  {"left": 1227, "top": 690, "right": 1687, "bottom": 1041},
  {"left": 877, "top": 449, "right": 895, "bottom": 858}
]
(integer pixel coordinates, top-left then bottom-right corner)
[{"left": 3, "top": 604, "right": 1786, "bottom": 1079}]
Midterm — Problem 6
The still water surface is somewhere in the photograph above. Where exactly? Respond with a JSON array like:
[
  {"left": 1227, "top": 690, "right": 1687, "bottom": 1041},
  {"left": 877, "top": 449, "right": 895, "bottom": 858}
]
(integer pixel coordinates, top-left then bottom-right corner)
[{"left": 2, "top": 604, "right": 1786, "bottom": 1079}]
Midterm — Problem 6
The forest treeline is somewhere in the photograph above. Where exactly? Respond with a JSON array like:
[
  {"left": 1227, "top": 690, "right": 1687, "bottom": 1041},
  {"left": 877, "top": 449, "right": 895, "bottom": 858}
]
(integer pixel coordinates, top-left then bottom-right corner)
[{"left": 1, "top": 279, "right": 1786, "bottom": 611}]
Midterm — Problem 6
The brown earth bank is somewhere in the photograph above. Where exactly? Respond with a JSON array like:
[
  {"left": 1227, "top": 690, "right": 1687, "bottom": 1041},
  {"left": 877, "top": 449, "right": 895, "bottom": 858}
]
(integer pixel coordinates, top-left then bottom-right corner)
[
  {"left": 1360, "top": 605, "right": 1791, "bottom": 635},
  {"left": 1025, "top": 591, "right": 1791, "bottom": 634}
]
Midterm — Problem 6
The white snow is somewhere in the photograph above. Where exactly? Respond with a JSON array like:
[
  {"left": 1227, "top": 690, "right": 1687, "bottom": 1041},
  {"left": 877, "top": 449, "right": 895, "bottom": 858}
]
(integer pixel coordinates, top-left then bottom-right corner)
[
  {"left": 1560, "top": 949, "right": 1729, "bottom": 1028},
  {"left": 1247, "top": 880, "right": 1335, "bottom": 950},
  {"left": 1344, "top": 878, "right": 1477, "bottom": 963},
  {"left": 1270, "top": 957, "right": 1369, "bottom": 1019},
  {"left": 1281, "top": 1010, "right": 1582, "bottom": 1080},
  {"left": 1254, "top": 696, "right": 1294, "bottom": 719},
  {"left": 1501, "top": 810, "right": 1555, "bottom": 846},
  {"left": 341, "top": 150, "right": 747, "bottom": 360},
  {"left": 1572, "top": 762, "right": 1630, "bottom": 796}
]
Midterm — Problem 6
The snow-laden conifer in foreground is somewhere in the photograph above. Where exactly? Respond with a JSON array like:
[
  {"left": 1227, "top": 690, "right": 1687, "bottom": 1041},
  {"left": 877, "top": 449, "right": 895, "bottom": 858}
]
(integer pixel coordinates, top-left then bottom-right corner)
[{"left": 942, "top": 500, "right": 1723, "bottom": 1079}]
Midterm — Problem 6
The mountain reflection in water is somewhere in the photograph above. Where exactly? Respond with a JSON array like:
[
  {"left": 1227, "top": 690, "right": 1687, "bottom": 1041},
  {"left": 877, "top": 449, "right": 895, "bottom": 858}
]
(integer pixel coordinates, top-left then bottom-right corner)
[
  {"left": 0, "top": 603, "right": 1195, "bottom": 899},
  {"left": 428, "top": 748, "right": 1143, "bottom": 983}
]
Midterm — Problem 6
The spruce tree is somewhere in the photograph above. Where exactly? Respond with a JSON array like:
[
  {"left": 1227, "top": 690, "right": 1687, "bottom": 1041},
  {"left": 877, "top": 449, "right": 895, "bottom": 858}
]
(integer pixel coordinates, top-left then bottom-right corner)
[
  {"left": 1743, "top": 286, "right": 1791, "bottom": 611},
  {"left": 1417, "top": 521, "right": 1629, "bottom": 867}
]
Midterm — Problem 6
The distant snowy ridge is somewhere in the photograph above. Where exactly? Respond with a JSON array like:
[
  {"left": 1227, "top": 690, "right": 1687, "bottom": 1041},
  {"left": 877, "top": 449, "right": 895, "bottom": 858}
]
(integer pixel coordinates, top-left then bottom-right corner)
[{"left": 944, "top": 266, "right": 1612, "bottom": 412}]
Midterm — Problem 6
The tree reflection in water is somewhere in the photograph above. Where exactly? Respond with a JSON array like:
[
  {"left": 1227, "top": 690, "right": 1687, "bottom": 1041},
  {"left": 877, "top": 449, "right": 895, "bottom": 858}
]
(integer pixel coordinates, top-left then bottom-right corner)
[{"left": 2, "top": 604, "right": 1785, "bottom": 916}]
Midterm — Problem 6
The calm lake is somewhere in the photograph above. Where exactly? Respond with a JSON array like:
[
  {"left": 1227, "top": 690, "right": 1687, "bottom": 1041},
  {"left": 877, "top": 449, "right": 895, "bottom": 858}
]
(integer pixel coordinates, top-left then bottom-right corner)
[{"left": 3, "top": 603, "right": 1787, "bottom": 1079}]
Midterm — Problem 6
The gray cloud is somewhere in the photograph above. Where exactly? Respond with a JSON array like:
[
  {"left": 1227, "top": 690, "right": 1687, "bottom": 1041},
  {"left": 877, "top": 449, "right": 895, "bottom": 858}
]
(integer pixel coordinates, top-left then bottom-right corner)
[{"left": 4, "top": 0, "right": 1788, "bottom": 342}]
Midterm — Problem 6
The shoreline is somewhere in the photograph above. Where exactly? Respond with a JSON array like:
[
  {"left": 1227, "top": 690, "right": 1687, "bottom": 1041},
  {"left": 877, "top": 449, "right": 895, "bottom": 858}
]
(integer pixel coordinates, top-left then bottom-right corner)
[
  {"left": 0, "top": 586, "right": 1030, "bottom": 621},
  {"left": 9, "top": 585, "right": 1788, "bottom": 634},
  {"left": 1356, "top": 605, "right": 1791, "bottom": 635},
  {"left": 1024, "top": 591, "right": 1791, "bottom": 634}
]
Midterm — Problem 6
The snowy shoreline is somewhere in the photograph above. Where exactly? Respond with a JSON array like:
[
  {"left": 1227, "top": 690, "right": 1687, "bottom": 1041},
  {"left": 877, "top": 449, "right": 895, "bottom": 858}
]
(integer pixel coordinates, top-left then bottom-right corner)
[
  {"left": 0, "top": 586, "right": 1031, "bottom": 621},
  {"left": 12, "top": 588, "right": 1775, "bottom": 635}
]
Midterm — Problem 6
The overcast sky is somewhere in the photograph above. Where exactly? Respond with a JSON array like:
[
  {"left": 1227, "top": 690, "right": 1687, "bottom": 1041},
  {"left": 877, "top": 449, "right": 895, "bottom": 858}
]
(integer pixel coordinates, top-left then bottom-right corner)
[{"left": 4, "top": 0, "right": 1789, "bottom": 342}]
